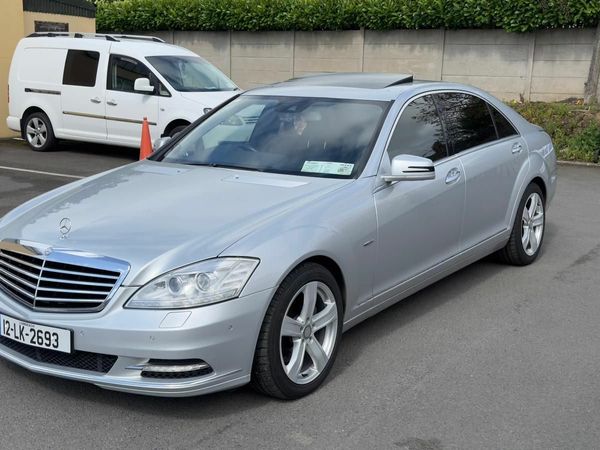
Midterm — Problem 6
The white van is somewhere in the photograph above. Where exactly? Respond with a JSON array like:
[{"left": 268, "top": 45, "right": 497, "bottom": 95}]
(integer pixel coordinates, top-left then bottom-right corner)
[{"left": 6, "top": 33, "right": 239, "bottom": 151}]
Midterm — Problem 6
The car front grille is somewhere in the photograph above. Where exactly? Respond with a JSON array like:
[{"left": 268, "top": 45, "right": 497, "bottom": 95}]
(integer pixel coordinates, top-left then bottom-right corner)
[
  {"left": 0, "top": 240, "right": 129, "bottom": 312},
  {"left": 0, "top": 336, "right": 117, "bottom": 373}
]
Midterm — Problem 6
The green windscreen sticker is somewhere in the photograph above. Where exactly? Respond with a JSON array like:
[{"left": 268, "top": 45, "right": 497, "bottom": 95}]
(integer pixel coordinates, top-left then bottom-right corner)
[{"left": 301, "top": 161, "right": 354, "bottom": 176}]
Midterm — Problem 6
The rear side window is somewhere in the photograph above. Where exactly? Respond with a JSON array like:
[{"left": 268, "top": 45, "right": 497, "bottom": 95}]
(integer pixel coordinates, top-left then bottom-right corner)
[
  {"left": 108, "top": 55, "right": 153, "bottom": 93},
  {"left": 387, "top": 95, "right": 448, "bottom": 162},
  {"left": 490, "top": 107, "right": 518, "bottom": 138},
  {"left": 436, "top": 93, "right": 497, "bottom": 154},
  {"left": 62, "top": 50, "right": 99, "bottom": 87}
]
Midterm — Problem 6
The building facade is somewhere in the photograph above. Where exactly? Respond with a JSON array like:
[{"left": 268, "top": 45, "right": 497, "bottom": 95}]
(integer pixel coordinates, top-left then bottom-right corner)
[{"left": 0, "top": 0, "right": 95, "bottom": 137}]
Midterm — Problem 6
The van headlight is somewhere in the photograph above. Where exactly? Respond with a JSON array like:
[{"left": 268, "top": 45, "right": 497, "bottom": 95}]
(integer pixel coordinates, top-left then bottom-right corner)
[{"left": 126, "top": 258, "right": 259, "bottom": 309}]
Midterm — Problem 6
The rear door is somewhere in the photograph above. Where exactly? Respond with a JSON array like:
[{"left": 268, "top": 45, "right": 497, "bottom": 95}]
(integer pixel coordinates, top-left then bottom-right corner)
[
  {"left": 60, "top": 43, "right": 108, "bottom": 142},
  {"left": 435, "top": 92, "right": 525, "bottom": 250},
  {"left": 372, "top": 94, "right": 465, "bottom": 298},
  {"left": 105, "top": 54, "right": 159, "bottom": 147}
]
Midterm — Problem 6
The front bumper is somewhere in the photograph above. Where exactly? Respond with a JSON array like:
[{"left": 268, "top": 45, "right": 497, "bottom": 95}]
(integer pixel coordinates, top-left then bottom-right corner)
[{"left": 0, "top": 286, "right": 274, "bottom": 397}]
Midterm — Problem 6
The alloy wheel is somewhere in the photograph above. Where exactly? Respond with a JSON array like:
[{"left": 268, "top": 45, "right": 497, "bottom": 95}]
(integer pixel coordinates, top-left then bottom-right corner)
[
  {"left": 279, "top": 281, "right": 338, "bottom": 385},
  {"left": 26, "top": 117, "right": 48, "bottom": 149},
  {"left": 521, "top": 192, "right": 544, "bottom": 256}
]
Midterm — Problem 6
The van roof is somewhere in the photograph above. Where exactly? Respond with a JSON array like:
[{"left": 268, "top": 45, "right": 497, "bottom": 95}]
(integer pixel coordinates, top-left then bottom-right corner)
[{"left": 20, "top": 33, "right": 196, "bottom": 59}]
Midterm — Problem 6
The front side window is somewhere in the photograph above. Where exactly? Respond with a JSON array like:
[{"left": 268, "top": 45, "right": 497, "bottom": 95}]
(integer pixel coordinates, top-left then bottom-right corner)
[
  {"left": 160, "top": 95, "right": 389, "bottom": 178},
  {"left": 436, "top": 93, "right": 497, "bottom": 154},
  {"left": 387, "top": 95, "right": 448, "bottom": 162},
  {"left": 108, "top": 55, "right": 155, "bottom": 94},
  {"left": 147, "top": 55, "right": 237, "bottom": 92},
  {"left": 62, "top": 50, "right": 99, "bottom": 87}
]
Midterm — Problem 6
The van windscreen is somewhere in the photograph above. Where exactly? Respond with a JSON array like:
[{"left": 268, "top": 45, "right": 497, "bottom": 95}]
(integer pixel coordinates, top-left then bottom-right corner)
[{"left": 146, "top": 55, "right": 237, "bottom": 92}]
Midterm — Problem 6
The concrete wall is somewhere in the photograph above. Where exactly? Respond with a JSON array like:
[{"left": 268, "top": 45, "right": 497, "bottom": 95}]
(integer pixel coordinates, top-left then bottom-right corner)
[
  {"left": 0, "top": 0, "right": 25, "bottom": 138},
  {"left": 153, "top": 28, "right": 597, "bottom": 102}
]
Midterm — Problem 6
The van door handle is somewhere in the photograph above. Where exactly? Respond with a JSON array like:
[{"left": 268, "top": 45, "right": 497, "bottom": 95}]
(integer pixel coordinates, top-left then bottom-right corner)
[
  {"left": 106, "top": 99, "right": 118, "bottom": 106},
  {"left": 445, "top": 167, "right": 461, "bottom": 184},
  {"left": 90, "top": 97, "right": 102, "bottom": 104},
  {"left": 512, "top": 142, "right": 523, "bottom": 154}
]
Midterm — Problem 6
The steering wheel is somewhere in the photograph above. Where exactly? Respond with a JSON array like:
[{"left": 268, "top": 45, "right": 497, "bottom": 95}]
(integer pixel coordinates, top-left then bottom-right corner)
[{"left": 238, "top": 143, "right": 258, "bottom": 153}]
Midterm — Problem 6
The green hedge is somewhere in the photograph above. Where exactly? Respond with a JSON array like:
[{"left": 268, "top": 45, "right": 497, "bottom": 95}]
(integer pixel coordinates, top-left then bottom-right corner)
[
  {"left": 512, "top": 101, "right": 600, "bottom": 163},
  {"left": 96, "top": 0, "right": 600, "bottom": 33}
]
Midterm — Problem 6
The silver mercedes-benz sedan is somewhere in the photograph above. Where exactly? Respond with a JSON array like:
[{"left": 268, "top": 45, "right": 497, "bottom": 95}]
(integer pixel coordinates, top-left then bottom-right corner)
[{"left": 0, "top": 73, "right": 556, "bottom": 399}]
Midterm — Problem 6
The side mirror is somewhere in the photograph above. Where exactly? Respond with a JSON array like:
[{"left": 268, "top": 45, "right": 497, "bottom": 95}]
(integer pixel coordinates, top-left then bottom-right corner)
[
  {"left": 382, "top": 154, "right": 435, "bottom": 182},
  {"left": 134, "top": 77, "right": 155, "bottom": 94},
  {"left": 153, "top": 136, "right": 171, "bottom": 151}
]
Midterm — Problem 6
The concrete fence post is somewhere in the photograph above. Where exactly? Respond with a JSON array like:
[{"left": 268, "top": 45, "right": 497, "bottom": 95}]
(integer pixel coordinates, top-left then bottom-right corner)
[{"left": 584, "top": 22, "right": 600, "bottom": 103}]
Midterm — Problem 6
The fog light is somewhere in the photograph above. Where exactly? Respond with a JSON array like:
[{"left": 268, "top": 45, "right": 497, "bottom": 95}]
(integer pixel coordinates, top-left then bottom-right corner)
[{"left": 139, "top": 359, "right": 213, "bottom": 379}]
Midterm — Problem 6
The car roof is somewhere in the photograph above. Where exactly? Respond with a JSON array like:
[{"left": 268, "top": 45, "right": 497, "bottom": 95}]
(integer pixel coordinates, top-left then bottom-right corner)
[{"left": 246, "top": 73, "right": 439, "bottom": 101}]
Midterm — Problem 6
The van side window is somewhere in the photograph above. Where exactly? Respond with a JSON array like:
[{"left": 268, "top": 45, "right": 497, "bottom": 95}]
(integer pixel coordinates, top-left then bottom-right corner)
[
  {"left": 436, "top": 93, "right": 497, "bottom": 155},
  {"left": 62, "top": 50, "right": 99, "bottom": 87},
  {"left": 387, "top": 95, "right": 448, "bottom": 162},
  {"left": 108, "top": 55, "right": 154, "bottom": 94}
]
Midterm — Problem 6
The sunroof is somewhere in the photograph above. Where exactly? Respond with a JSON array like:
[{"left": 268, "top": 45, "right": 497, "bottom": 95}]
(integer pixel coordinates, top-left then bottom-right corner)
[{"left": 281, "top": 73, "right": 414, "bottom": 89}]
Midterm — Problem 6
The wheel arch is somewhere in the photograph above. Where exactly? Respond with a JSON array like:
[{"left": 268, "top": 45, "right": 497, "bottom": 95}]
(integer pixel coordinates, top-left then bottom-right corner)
[
  {"left": 529, "top": 176, "right": 547, "bottom": 204},
  {"left": 163, "top": 119, "right": 190, "bottom": 137}
]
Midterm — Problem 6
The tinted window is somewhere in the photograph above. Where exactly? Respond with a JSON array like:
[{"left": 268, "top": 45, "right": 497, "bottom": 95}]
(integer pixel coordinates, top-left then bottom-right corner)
[
  {"left": 491, "top": 107, "right": 518, "bottom": 138},
  {"left": 62, "top": 50, "right": 99, "bottom": 87},
  {"left": 161, "top": 96, "right": 388, "bottom": 179},
  {"left": 387, "top": 95, "right": 447, "bottom": 162},
  {"left": 108, "top": 55, "right": 154, "bottom": 93},
  {"left": 436, "top": 93, "right": 497, "bottom": 154}
]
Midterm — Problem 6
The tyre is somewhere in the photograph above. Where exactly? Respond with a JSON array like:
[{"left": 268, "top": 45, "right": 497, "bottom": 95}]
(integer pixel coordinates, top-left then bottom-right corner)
[
  {"left": 24, "top": 112, "right": 56, "bottom": 152},
  {"left": 498, "top": 183, "right": 545, "bottom": 266},
  {"left": 251, "top": 262, "right": 343, "bottom": 399},
  {"left": 168, "top": 124, "right": 188, "bottom": 138}
]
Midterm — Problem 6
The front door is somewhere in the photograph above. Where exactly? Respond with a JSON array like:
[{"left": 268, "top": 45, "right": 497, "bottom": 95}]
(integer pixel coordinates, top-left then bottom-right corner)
[
  {"left": 373, "top": 94, "right": 465, "bottom": 299},
  {"left": 105, "top": 54, "right": 159, "bottom": 147}
]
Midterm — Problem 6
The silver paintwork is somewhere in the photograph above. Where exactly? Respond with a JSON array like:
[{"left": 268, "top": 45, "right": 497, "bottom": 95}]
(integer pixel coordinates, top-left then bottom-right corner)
[{"left": 0, "top": 81, "right": 557, "bottom": 396}]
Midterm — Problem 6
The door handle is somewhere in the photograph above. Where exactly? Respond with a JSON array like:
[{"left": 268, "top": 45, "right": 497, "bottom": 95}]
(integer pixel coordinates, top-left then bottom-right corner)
[
  {"left": 106, "top": 99, "right": 118, "bottom": 106},
  {"left": 512, "top": 142, "right": 523, "bottom": 154},
  {"left": 90, "top": 97, "right": 102, "bottom": 104},
  {"left": 445, "top": 167, "right": 461, "bottom": 184}
]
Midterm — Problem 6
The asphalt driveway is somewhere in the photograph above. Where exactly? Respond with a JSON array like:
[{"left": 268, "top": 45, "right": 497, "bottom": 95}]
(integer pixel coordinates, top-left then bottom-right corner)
[{"left": 0, "top": 139, "right": 599, "bottom": 450}]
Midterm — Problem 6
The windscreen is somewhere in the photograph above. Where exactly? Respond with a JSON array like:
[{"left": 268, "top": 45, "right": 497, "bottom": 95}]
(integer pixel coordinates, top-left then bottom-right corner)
[
  {"left": 160, "top": 95, "right": 389, "bottom": 178},
  {"left": 147, "top": 55, "right": 237, "bottom": 92}
]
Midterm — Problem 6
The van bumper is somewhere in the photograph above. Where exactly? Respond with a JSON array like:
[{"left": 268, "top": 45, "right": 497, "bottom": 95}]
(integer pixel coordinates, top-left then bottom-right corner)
[{"left": 6, "top": 116, "right": 20, "bottom": 133}]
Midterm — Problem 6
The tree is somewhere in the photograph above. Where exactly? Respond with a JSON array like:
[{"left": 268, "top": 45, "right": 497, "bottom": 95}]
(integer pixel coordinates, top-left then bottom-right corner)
[{"left": 584, "top": 22, "right": 600, "bottom": 104}]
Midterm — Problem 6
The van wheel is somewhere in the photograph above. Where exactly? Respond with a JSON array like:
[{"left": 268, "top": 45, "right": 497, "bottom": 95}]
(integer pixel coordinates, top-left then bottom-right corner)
[
  {"left": 168, "top": 125, "right": 188, "bottom": 138},
  {"left": 24, "top": 112, "right": 56, "bottom": 152}
]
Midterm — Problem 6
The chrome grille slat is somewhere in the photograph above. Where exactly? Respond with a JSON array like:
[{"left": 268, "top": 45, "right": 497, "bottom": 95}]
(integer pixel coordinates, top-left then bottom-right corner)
[
  {"left": 34, "top": 297, "right": 108, "bottom": 303},
  {"left": 0, "top": 267, "right": 38, "bottom": 290},
  {"left": 0, "top": 251, "right": 43, "bottom": 271},
  {"left": 40, "top": 267, "right": 120, "bottom": 280},
  {"left": 0, "top": 274, "right": 36, "bottom": 299},
  {"left": 39, "top": 276, "right": 115, "bottom": 287},
  {"left": 36, "top": 287, "right": 112, "bottom": 295},
  {"left": 0, "top": 241, "right": 129, "bottom": 312},
  {"left": 0, "top": 259, "right": 40, "bottom": 281}
]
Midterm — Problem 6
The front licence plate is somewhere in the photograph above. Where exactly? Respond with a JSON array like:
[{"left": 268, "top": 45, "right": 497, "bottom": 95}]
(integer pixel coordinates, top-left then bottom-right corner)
[{"left": 0, "top": 315, "right": 72, "bottom": 353}]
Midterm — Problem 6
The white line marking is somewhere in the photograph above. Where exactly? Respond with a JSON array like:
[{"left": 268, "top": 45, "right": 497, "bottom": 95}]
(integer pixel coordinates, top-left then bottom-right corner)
[{"left": 0, "top": 165, "right": 84, "bottom": 179}]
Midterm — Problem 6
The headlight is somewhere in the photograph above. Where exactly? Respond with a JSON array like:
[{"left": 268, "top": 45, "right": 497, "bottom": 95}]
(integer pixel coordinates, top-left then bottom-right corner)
[{"left": 126, "top": 257, "right": 259, "bottom": 309}]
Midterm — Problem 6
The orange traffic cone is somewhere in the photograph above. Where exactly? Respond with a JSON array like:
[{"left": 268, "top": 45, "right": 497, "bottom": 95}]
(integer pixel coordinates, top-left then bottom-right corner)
[{"left": 139, "top": 117, "right": 152, "bottom": 160}]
